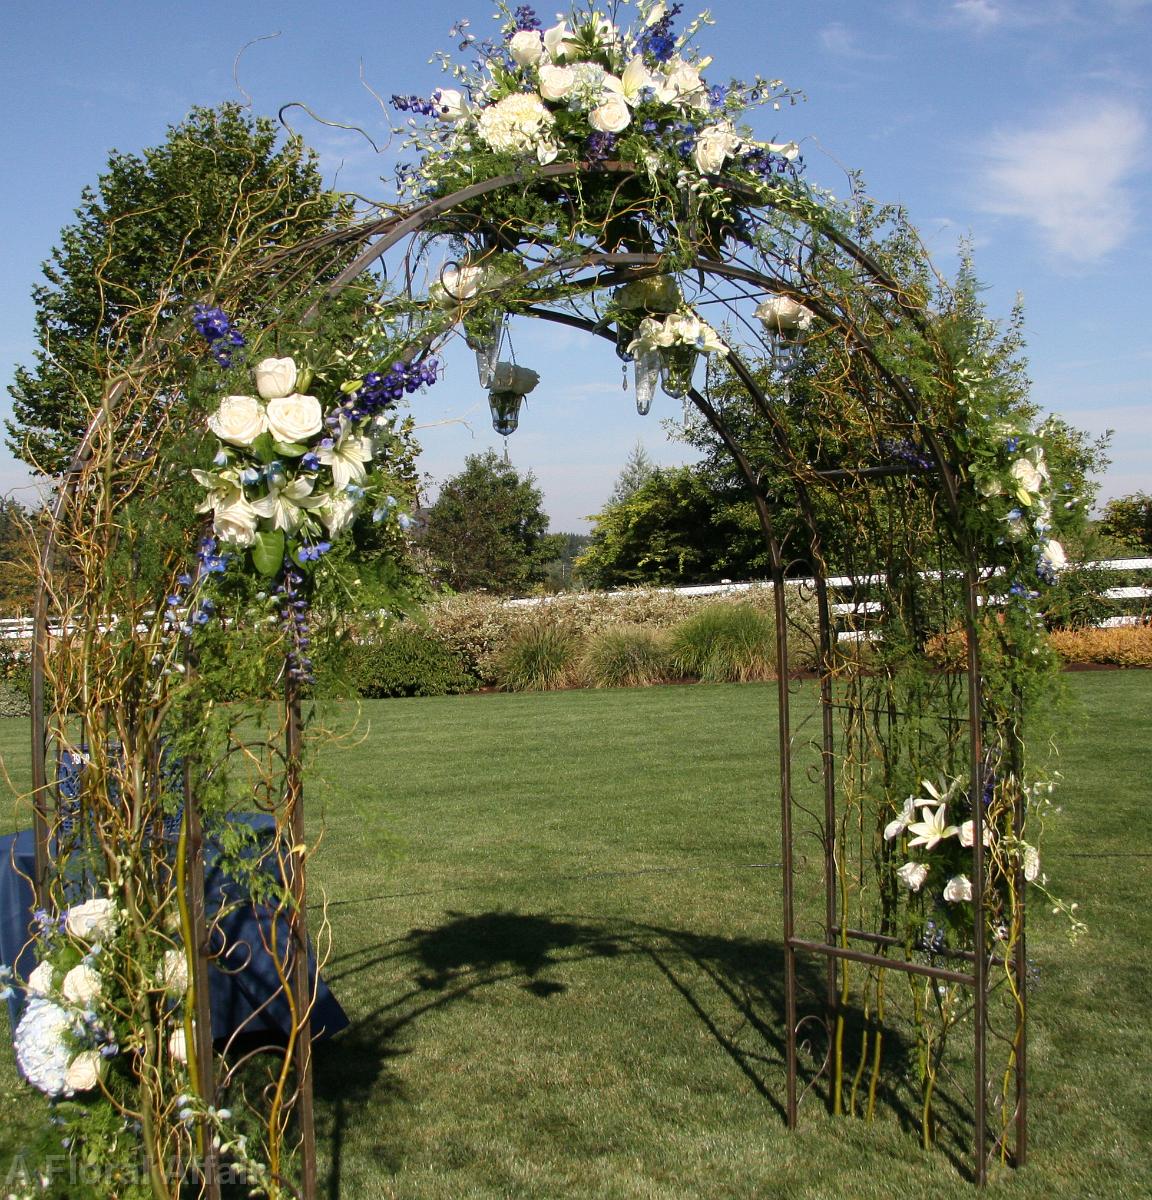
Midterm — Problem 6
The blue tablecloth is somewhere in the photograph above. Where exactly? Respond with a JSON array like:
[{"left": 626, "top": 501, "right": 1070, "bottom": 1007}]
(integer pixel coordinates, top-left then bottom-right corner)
[{"left": 0, "top": 815, "right": 347, "bottom": 1043}]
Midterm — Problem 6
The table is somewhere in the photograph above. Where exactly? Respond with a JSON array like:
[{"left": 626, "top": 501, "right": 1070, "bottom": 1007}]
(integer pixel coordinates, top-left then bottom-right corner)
[{"left": 1, "top": 815, "right": 348, "bottom": 1043}]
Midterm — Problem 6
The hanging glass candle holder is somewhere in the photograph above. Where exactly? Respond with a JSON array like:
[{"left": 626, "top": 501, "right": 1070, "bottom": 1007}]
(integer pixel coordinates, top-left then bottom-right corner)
[
  {"left": 659, "top": 344, "right": 698, "bottom": 400},
  {"left": 465, "top": 309, "right": 507, "bottom": 389},
  {"left": 615, "top": 316, "right": 638, "bottom": 363},
  {"left": 633, "top": 349, "right": 661, "bottom": 415},
  {"left": 487, "top": 361, "right": 539, "bottom": 436}
]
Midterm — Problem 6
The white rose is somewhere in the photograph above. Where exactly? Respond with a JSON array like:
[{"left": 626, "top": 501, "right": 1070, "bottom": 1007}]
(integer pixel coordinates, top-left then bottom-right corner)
[
  {"left": 254, "top": 357, "right": 297, "bottom": 401},
  {"left": 160, "top": 949, "right": 190, "bottom": 995},
  {"left": 1010, "top": 457, "right": 1044, "bottom": 498},
  {"left": 755, "top": 296, "right": 813, "bottom": 333},
  {"left": 265, "top": 394, "right": 324, "bottom": 444},
  {"left": 543, "top": 20, "right": 579, "bottom": 62},
  {"left": 896, "top": 862, "right": 929, "bottom": 892},
  {"left": 538, "top": 64, "right": 576, "bottom": 102},
  {"left": 214, "top": 495, "right": 259, "bottom": 547},
  {"left": 62, "top": 963, "right": 102, "bottom": 1006},
  {"left": 208, "top": 395, "right": 267, "bottom": 448},
  {"left": 431, "top": 262, "right": 491, "bottom": 307},
  {"left": 958, "top": 819, "right": 993, "bottom": 848},
  {"left": 943, "top": 874, "right": 973, "bottom": 903},
  {"left": 27, "top": 961, "right": 54, "bottom": 996},
  {"left": 169, "top": 1028, "right": 188, "bottom": 1065},
  {"left": 489, "top": 362, "right": 540, "bottom": 395},
  {"left": 65, "top": 898, "right": 117, "bottom": 942},
  {"left": 589, "top": 92, "right": 632, "bottom": 133},
  {"left": 64, "top": 1049, "right": 103, "bottom": 1093},
  {"left": 509, "top": 30, "right": 544, "bottom": 66},
  {"left": 432, "top": 87, "right": 468, "bottom": 120},
  {"left": 693, "top": 123, "right": 742, "bottom": 175}
]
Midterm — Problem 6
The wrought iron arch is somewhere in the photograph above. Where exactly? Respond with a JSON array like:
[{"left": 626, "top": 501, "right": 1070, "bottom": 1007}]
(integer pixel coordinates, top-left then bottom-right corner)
[{"left": 29, "top": 157, "right": 1037, "bottom": 1196}]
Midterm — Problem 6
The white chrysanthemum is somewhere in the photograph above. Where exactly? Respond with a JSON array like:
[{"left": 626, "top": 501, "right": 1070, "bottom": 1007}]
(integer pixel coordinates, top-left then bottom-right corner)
[
  {"left": 477, "top": 93, "right": 558, "bottom": 162},
  {"left": 14, "top": 998, "right": 79, "bottom": 1097}
]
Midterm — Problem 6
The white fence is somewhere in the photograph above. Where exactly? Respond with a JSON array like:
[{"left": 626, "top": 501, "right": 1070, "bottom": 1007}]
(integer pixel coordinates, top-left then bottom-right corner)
[{"left": 4, "top": 559, "right": 1150, "bottom": 644}]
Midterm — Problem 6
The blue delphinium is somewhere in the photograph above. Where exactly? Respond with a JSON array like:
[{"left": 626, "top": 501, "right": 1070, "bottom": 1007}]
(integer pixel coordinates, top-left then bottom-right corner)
[
  {"left": 513, "top": 5, "right": 541, "bottom": 31},
  {"left": 192, "top": 304, "right": 246, "bottom": 367},
  {"left": 639, "top": 2, "right": 682, "bottom": 63}
]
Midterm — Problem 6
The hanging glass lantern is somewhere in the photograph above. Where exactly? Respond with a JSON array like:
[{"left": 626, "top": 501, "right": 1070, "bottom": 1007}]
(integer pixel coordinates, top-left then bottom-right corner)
[
  {"left": 615, "top": 317, "right": 638, "bottom": 363},
  {"left": 659, "top": 344, "right": 698, "bottom": 400},
  {"left": 487, "top": 362, "right": 539, "bottom": 436},
  {"left": 465, "top": 309, "right": 507, "bottom": 389},
  {"left": 633, "top": 349, "right": 661, "bottom": 415}
]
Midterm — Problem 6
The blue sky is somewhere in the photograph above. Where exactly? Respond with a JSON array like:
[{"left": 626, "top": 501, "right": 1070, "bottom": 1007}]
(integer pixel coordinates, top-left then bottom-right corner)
[{"left": 2, "top": 0, "right": 1148, "bottom": 530}]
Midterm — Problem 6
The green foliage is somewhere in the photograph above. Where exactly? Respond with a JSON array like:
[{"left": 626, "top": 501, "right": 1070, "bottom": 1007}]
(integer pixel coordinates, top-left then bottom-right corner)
[
  {"left": 1099, "top": 491, "right": 1152, "bottom": 552},
  {"left": 669, "top": 603, "right": 778, "bottom": 682},
  {"left": 492, "top": 621, "right": 579, "bottom": 691},
  {"left": 580, "top": 624, "right": 673, "bottom": 688},
  {"left": 7, "top": 102, "right": 347, "bottom": 472},
  {"left": 347, "top": 624, "right": 478, "bottom": 698},
  {"left": 421, "top": 450, "right": 563, "bottom": 594},
  {"left": 578, "top": 466, "right": 769, "bottom": 588}
]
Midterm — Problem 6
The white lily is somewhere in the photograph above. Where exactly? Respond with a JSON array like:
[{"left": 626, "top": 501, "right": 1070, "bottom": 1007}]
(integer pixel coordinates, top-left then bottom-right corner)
[
  {"left": 317, "top": 430, "right": 374, "bottom": 491},
  {"left": 249, "top": 477, "right": 325, "bottom": 534},
  {"left": 883, "top": 795, "right": 918, "bottom": 841},
  {"left": 618, "top": 56, "right": 655, "bottom": 105},
  {"left": 906, "top": 803, "right": 960, "bottom": 851}
]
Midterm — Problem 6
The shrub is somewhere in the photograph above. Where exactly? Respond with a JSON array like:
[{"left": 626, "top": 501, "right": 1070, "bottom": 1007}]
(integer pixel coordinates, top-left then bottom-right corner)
[
  {"left": 424, "top": 583, "right": 820, "bottom": 683},
  {"left": 580, "top": 624, "right": 673, "bottom": 688},
  {"left": 669, "top": 603, "right": 777, "bottom": 682},
  {"left": 1049, "top": 624, "right": 1152, "bottom": 667},
  {"left": 492, "top": 622, "right": 579, "bottom": 691},
  {"left": 349, "top": 624, "right": 478, "bottom": 698},
  {"left": 0, "top": 680, "right": 31, "bottom": 718}
]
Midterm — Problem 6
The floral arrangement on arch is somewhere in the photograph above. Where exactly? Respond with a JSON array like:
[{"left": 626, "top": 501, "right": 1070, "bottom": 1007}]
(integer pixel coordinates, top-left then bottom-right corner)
[{"left": 392, "top": 0, "right": 802, "bottom": 202}]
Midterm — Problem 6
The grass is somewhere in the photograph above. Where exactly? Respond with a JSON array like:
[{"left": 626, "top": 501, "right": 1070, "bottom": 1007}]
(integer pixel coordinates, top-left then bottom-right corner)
[{"left": 0, "top": 673, "right": 1149, "bottom": 1197}]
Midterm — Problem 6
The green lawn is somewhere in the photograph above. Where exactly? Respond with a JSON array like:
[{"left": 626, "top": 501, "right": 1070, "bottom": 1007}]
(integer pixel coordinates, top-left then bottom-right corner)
[{"left": 1, "top": 673, "right": 1149, "bottom": 1198}]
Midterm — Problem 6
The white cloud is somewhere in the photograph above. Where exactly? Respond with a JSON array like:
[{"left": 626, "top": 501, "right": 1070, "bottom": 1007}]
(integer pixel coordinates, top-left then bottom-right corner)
[
  {"left": 952, "top": 0, "right": 1004, "bottom": 30},
  {"left": 818, "top": 23, "right": 889, "bottom": 60},
  {"left": 977, "top": 99, "right": 1147, "bottom": 264}
]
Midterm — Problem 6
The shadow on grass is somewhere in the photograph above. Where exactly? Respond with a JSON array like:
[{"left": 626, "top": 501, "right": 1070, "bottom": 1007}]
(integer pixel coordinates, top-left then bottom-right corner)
[{"left": 314, "top": 908, "right": 966, "bottom": 1195}]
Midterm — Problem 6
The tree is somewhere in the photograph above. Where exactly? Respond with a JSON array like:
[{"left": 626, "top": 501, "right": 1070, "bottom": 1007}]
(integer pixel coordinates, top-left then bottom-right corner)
[
  {"left": 609, "top": 440, "right": 658, "bottom": 504},
  {"left": 0, "top": 496, "right": 36, "bottom": 611},
  {"left": 7, "top": 103, "right": 346, "bottom": 472},
  {"left": 1098, "top": 491, "right": 1152, "bottom": 553},
  {"left": 421, "top": 450, "right": 563, "bottom": 593},
  {"left": 576, "top": 465, "right": 769, "bottom": 589}
]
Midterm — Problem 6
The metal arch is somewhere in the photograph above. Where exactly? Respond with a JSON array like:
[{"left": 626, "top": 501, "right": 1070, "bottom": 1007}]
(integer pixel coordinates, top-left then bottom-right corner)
[{"left": 29, "top": 159, "right": 1024, "bottom": 1192}]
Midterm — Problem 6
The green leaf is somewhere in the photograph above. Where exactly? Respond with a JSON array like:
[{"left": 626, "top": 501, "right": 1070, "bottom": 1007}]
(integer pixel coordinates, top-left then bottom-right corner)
[
  {"left": 252, "top": 529, "right": 286, "bottom": 576},
  {"left": 250, "top": 432, "right": 277, "bottom": 464},
  {"left": 273, "top": 441, "right": 309, "bottom": 458}
]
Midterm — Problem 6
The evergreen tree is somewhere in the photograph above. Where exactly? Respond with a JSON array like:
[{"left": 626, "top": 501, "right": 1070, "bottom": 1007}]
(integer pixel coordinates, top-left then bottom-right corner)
[{"left": 421, "top": 450, "right": 563, "bottom": 594}]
